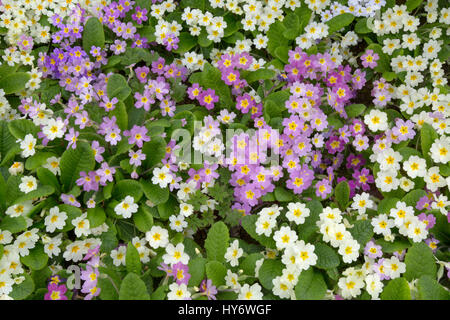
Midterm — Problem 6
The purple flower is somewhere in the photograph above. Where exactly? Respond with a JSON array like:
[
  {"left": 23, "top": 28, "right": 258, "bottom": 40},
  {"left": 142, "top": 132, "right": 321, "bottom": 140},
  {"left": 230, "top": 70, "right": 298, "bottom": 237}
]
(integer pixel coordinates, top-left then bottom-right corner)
[
  {"left": 361, "top": 49, "right": 379, "bottom": 69},
  {"left": 424, "top": 237, "right": 439, "bottom": 252},
  {"left": 135, "top": 66, "right": 150, "bottom": 83},
  {"left": 315, "top": 179, "right": 331, "bottom": 199},
  {"left": 61, "top": 194, "right": 81, "bottom": 207},
  {"left": 91, "top": 140, "right": 105, "bottom": 163},
  {"left": 198, "top": 89, "right": 218, "bottom": 110},
  {"left": 132, "top": 6, "right": 148, "bottom": 24},
  {"left": 44, "top": 283, "right": 68, "bottom": 300},
  {"left": 64, "top": 127, "right": 79, "bottom": 149}
]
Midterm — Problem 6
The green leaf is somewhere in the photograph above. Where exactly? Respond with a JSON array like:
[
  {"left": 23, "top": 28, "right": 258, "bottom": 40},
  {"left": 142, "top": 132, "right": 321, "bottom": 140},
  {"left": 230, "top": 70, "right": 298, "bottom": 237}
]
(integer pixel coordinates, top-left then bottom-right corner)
[
  {"left": 205, "top": 261, "right": 227, "bottom": 287},
  {"left": 354, "top": 18, "right": 371, "bottom": 34},
  {"left": 274, "top": 186, "right": 294, "bottom": 202},
  {"left": 142, "top": 137, "right": 167, "bottom": 169},
  {"left": 173, "top": 32, "right": 198, "bottom": 54},
  {"left": 112, "top": 179, "right": 143, "bottom": 202},
  {"left": 60, "top": 141, "right": 95, "bottom": 191},
  {"left": 406, "top": 0, "right": 423, "bottom": 11},
  {"left": 188, "top": 257, "right": 207, "bottom": 287},
  {"left": 140, "top": 179, "right": 169, "bottom": 205},
  {"left": 110, "top": 101, "right": 128, "bottom": 131},
  {"left": 25, "top": 152, "right": 55, "bottom": 170},
  {"left": 243, "top": 68, "right": 276, "bottom": 83},
  {"left": 375, "top": 238, "right": 411, "bottom": 253},
  {"left": 98, "top": 277, "right": 119, "bottom": 300},
  {"left": 401, "top": 189, "right": 427, "bottom": 208},
  {"left": 59, "top": 204, "right": 83, "bottom": 232},
  {"left": 204, "top": 221, "right": 230, "bottom": 262},
  {"left": 198, "top": 29, "right": 212, "bottom": 47},
  {"left": 36, "top": 167, "right": 60, "bottom": 193},
  {"left": 126, "top": 242, "right": 142, "bottom": 274},
  {"left": 267, "top": 21, "right": 289, "bottom": 59},
  {"left": 420, "top": 123, "right": 438, "bottom": 163},
  {"left": 274, "top": 46, "right": 289, "bottom": 64},
  {"left": 133, "top": 206, "right": 154, "bottom": 233},
  {"left": 119, "top": 273, "right": 150, "bottom": 300},
  {"left": 240, "top": 253, "right": 264, "bottom": 277},
  {"left": 9, "top": 274, "right": 35, "bottom": 300},
  {"left": 380, "top": 277, "right": 411, "bottom": 300},
  {"left": 157, "top": 196, "right": 177, "bottom": 220},
  {"left": 345, "top": 104, "right": 366, "bottom": 118},
  {"left": 0, "top": 216, "right": 27, "bottom": 233},
  {"left": 107, "top": 74, "right": 131, "bottom": 101},
  {"left": 7, "top": 119, "right": 39, "bottom": 140},
  {"left": 294, "top": 268, "right": 327, "bottom": 300},
  {"left": 12, "top": 184, "right": 55, "bottom": 206},
  {"left": 82, "top": 17, "right": 105, "bottom": 54},
  {"left": 258, "top": 259, "right": 284, "bottom": 290},
  {"left": 0, "top": 72, "right": 31, "bottom": 94},
  {"left": 377, "top": 197, "right": 400, "bottom": 215},
  {"left": 404, "top": 242, "right": 437, "bottom": 281},
  {"left": 367, "top": 43, "right": 391, "bottom": 73},
  {"left": 349, "top": 220, "right": 374, "bottom": 248},
  {"left": 87, "top": 207, "right": 106, "bottom": 228},
  {"left": 416, "top": 275, "right": 450, "bottom": 300},
  {"left": 325, "top": 13, "right": 354, "bottom": 34},
  {"left": 0, "top": 120, "right": 16, "bottom": 162},
  {"left": 315, "top": 243, "right": 340, "bottom": 269},
  {"left": 21, "top": 244, "right": 48, "bottom": 270},
  {"left": 335, "top": 180, "right": 350, "bottom": 209}
]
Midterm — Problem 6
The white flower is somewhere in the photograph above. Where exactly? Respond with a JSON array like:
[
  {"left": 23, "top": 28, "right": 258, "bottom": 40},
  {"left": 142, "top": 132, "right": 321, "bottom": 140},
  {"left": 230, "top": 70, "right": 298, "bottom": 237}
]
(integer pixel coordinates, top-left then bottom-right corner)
[
  {"left": 225, "top": 269, "right": 240, "bottom": 290},
  {"left": 431, "top": 194, "right": 450, "bottom": 215},
  {"left": 272, "top": 275, "right": 293, "bottom": 299},
  {"left": 371, "top": 214, "right": 395, "bottom": 236},
  {"left": 238, "top": 283, "right": 263, "bottom": 300},
  {"left": 5, "top": 201, "right": 33, "bottom": 217},
  {"left": 42, "top": 118, "right": 65, "bottom": 140},
  {"left": 375, "top": 170, "right": 400, "bottom": 192},
  {"left": 365, "top": 273, "right": 383, "bottom": 299},
  {"left": 179, "top": 203, "right": 194, "bottom": 217},
  {"left": 382, "top": 256, "right": 406, "bottom": 279},
  {"left": 389, "top": 201, "right": 414, "bottom": 227},
  {"left": 338, "top": 239, "right": 360, "bottom": 264},
  {"left": 43, "top": 156, "right": 61, "bottom": 175},
  {"left": 167, "top": 283, "right": 191, "bottom": 300},
  {"left": 224, "top": 240, "right": 243, "bottom": 267},
  {"left": 408, "top": 220, "right": 428, "bottom": 242},
  {"left": 424, "top": 166, "right": 446, "bottom": 192},
  {"left": 146, "top": 226, "right": 169, "bottom": 249},
  {"left": 18, "top": 134, "right": 36, "bottom": 158},
  {"left": 286, "top": 202, "right": 310, "bottom": 224},
  {"left": 364, "top": 109, "right": 388, "bottom": 132},
  {"left": 282, "top": 240, "right": 317, "bottom": 271},
  {"left": 44, "top": 206, "right": 68, "bottom": 233},
  {"left": 377, "top": 148, "right": 402, "bottom": 171},
  {"left": 72, "top": 213, "right": 90, "bottom": 238},
  {"left": 110, "top": 246, "right": 127, "bottom": 266},
  {"left": 63, "top": 241, "right": 87, "bottom": 262},
  {"left": 351, "top": 193, "right": 373, "bottom": 215},
  {"left": 255, "top": 215, "right": 276, "bottom": 237},
  {"left": 152, "top": 167, "right": 172, "bottom": 188},
  {"left": 338, "top": 275, "right": 364, "bottom": 299},
  {"left": 430, "top": 137, "right": 450, "bottom": 164},
  {"left": 273, "top": 226, "right": 298, "bottom": 250},
  {"left": 8, "top": 162, "right": 24, "bottom": 175},
  {"left": 44, "top": 236, "right": 62, "bottom": 258},
  {"left": 169, "top": 214, "right": 187, "bottom": 232},
  {"left": 114, "top": 196, "right": 138, "bottom": 218},
  {"left": 162, "top": 243, "right": 189, "bottom": 265},
  {"left": 0, "top": 274, "right": 14, "bottom": 295},
  {"left": 329, "top": 224, "right": 352, "bottom": 248},
  {"left": 19, "top": 175, "right": 38, "bottom": 193},
  {"left": 399, "top": 177, "right": 414, "bottom": 192},
  {"left": 403, "top": 155, "right": 427, "bottom": 178},
  {"left": 0, "top": 229, "right": 12, "bottom": 244}
]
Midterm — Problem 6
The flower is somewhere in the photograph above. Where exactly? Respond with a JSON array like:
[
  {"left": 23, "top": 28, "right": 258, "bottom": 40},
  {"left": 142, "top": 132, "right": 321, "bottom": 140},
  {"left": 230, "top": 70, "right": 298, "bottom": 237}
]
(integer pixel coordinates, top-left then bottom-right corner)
[
  {"left": 114, "top": 196, "right": 138, "bottom": 218},
  {"left": 44, "top": 283, "right": 68, "bottom": 300},
  {"left": 224, "top": 239, "right": 243, "bottom": 267}
]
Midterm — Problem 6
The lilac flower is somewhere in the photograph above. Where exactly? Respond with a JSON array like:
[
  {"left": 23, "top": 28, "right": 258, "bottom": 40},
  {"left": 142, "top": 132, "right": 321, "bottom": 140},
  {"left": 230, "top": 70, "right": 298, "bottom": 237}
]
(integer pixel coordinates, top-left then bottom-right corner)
[
  {"left": 364, "top": 240, "right": 383, "bottom": 259},
  {"left": 135, "top": 66, "right": 150, "bottom": 83},
  {"left": 425, "top": 237, "right": 439, "bottom": 253},
  {"left": 315, "top": 179, "right": 331, "bottom": 199},
  {"left": 65, "top": 127, "right": 79, "bottom": 149},
  {"left": 91, "top": 140, "right": 105, "bottom": 163},
  {"left": 123, "top": 125, "right": 150, "bottom": 148},
  {"left": 200, "top": 279, "right": 218, "bottom": 300},
  {"left": 198, "top": 89, "right": 218, "bottom": 110},
  {"left": 111, "top": 40, "right": 126, "bottom": 54},
  {"left": 172, "top": 262, "right": 191, "bottom": 285},
  {"left": 61, "top": 194, "right": 81, "bottom": 207},
  {"left": 129, "top": 149, "right": 146, "bottom": 166},
  {"left": 132, "top": 6, "right": 148, "bottom": 24},
  {"left": 418, "top": 212, "right": 436, "bottom": 230}
]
